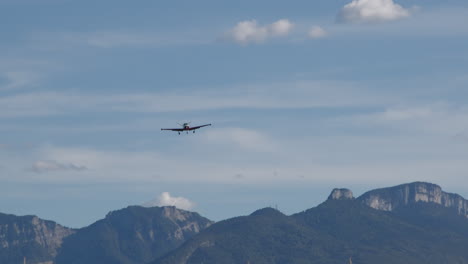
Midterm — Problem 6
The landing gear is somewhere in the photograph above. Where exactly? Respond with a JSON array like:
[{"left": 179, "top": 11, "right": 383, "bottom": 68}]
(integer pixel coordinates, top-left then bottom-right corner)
[
  {"left": 178, "top": 132, "right": 180, "bottom": 135},
  {"left": 193, "top": 130, "right": 195, "bottom": 134}
]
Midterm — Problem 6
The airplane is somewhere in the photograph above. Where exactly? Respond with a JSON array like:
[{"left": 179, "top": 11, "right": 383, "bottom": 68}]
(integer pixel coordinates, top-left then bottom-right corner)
[{"left": 161, "top": 122, "right": 212, "bottom": 134}]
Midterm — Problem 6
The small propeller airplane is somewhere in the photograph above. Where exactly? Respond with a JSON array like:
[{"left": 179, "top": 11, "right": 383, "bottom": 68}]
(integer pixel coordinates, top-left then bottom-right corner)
[{"left": 161, "top": 122, "right": 212, "bottom": 134}]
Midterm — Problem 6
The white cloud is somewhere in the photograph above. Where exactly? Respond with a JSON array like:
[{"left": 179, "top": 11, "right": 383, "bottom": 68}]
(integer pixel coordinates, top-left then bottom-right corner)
[
  {"left": 269, "top": 19, "right": 295, "bottom": 36},
  {"left": 228, "top": 20, "right": 268, "bottom": 44},
  {"left": 326, "top": 8, "right": 468, "bottom": 38},
  {"left": 225, "top": 19, "right": 294, "bottom": 45},
  {"left": 338, "top": 0, "right": 410, "bottom": 23},
  {"left": 308, "top": 26, "right": 328, "bottom": 39},
  {"left": 142, "top": 192, "right": 195, "bottom": 210},
  {"left": 31, "top": 160, "right": 87, "bottom": 173}
]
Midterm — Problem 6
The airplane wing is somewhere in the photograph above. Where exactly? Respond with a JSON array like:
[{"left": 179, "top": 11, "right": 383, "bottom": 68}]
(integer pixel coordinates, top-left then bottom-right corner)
[
  {"left": 161, "top": 128, "right": 184, "bottom": 131},
  {"left": 188, "top": 124, "right": 212, "bottom": 130}
]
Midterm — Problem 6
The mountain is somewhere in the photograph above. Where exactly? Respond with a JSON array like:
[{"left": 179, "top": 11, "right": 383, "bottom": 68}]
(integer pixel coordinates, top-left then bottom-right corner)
[
  {"left": 153, "top": 182, "right": 468, "bottom": 264},
  {"left": 0, "top": 213, "right": 75, "bottom": 264},
  {"left": 55, "top": 206, "right": 213, "bottom": 264},
  {"left": 3, "top": 182, "right": 468, "bottom": 264},
  {"left": 152, "top": 207, "right": 341, "bottom": 264},
  {"left": 358, "top": 182, "right": 468, "bottom": 217}
]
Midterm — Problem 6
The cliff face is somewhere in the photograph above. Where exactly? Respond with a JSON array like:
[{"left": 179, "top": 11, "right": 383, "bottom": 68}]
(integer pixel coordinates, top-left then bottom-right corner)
[
  {"left": 0, "top": 213, "right": 75, "bottom": 264},
  {"left": 159, "top": 206, "right": 212, "bottom": 240},
  {"left": 358, "top": 182, "right": 468, "bottom": 217},
  {"left": 328, "top": 188, "right": 354, "bottom": 200}
]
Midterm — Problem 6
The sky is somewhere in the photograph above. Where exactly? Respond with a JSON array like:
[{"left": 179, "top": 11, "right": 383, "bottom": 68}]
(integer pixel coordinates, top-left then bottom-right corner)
[{"left": 1, "top": 0, "right": 468, "bottom": 228}]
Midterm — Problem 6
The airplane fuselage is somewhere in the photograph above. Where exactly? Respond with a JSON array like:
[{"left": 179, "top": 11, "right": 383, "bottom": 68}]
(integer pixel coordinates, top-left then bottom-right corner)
[{"left": 161, "top": 123, "right": 211, "bottom": 134}]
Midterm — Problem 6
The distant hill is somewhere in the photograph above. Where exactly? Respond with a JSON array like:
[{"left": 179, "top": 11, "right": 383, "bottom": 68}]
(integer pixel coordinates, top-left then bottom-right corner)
[
  {"left": 153, "top": 182, "right": 468, "bottom": 264},
  {"left": 0, "top": 213, "right": 74, "bottom": 264},
  {"left": 55, "top": 206, "right": 213, "bottom": 264},
  {"left": 3, "top": 182, "right": 468, "bottom": 264},
  {"left": 152, "top": 207, "right": 341, "bottom": 264}
]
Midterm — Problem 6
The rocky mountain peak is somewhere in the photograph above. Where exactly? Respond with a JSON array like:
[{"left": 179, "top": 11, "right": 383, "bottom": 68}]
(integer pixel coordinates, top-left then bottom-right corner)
[
  {"left": 162, "top": 206, "right": 189, "bottom": 221},
  {"left": 328, "top": 188, "right": 354, "bottom": 200},
  {"left": 358, "top": 182, "right": 468, "bottom": 217},
  {"left": 0, "top": 213, "right": 75, "bottom": 264}
]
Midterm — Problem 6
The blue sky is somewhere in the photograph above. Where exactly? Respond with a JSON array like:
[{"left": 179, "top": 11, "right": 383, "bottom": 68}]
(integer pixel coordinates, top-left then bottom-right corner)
[{"left": 1, "top": 0, "right": 468, "bottom": 228}]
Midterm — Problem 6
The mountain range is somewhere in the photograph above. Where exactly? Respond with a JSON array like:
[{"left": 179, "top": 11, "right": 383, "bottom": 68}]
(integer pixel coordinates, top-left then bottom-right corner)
[
  {"left": 2, "top": 182, "right": 468, "bottom": 264},
  {"left": 153, "top": 182, "right": 468, "bottom": 264},
  {"left": 0, "top": 213, "right": 74, "bottom": 264}
]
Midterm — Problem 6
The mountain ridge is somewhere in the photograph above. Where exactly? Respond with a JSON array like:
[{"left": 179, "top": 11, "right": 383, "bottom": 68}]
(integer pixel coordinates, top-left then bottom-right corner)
[
  {"left": 2, "top": 181, "right": 468, "bottom": 264},
  {"left": 153, "top": 182, "right": 468, "bottom": 264}
]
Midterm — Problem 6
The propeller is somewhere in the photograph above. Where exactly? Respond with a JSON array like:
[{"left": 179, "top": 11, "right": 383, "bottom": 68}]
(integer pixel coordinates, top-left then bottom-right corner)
[{"left": 177, "top": 122, "right": 191, "bottom": 127}]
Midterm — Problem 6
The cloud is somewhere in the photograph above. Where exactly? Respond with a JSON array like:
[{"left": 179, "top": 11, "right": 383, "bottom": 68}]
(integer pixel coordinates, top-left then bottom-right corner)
[
  {"left": 0, "top": 71, "right": 39, "bottom": 91},
  {"left": 31, "top": 160, "right": 87, "bottom": 173},
  {"left": 225, "top": 19, "right": 294, "bottom": 45},
  {"left": 337, "top": 0, "right": 410, "bottom": 23},
  {"left": 234, "top": 173, "right": 244, "bottom": 179},
  {"left": 349, "top": 104, "right": 468, "bottom": 137},
  {"left": 269, "top": 19, "right": 295, "bottom": 36},
  {"left": 378, "top": 107, "right": 433, "bottom": 121},
  {"left": 77, "top": 31, "right": 208, "bottom": 48},
  {"left": 308, "top": 26, "right": 327, "bottom": 39},
  {"left": 202, "top": 128, "right": 277, "bottom": 152},
  {"left": 29, "top": 30, "right": 211, "bottom": 50},
  {"left": 2, "top": 134, "right": 468, "bottom": 191},
  {"left": 225, "top": 20, "right": 268, "bottom": 44},
  {"left": 17, "top": 146, "right": 240, "bottom": 183},
  {"left": 0, "top": 81, "right": 394, "bottom": 118},
  {"left": 84, "top": 32, "right": 157, "bottom": 48},
  {"left": 142, "top": 192, "right": 195, "bottom": 210},
  {"left": 454, "top": 132, "right": 468, "bottom": 143}
]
